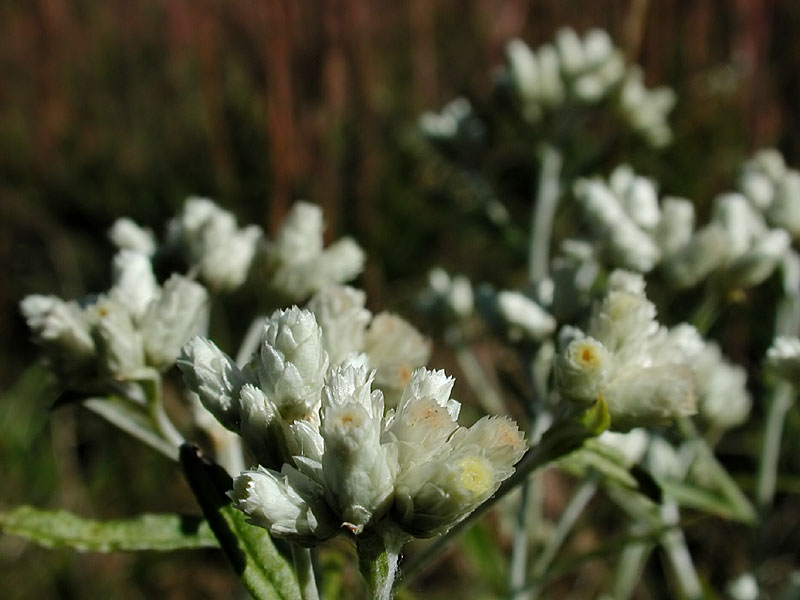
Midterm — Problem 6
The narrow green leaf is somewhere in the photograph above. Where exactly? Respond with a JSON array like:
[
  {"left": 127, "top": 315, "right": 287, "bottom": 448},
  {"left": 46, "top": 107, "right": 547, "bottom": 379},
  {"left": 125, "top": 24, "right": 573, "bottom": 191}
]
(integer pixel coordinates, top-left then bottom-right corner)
[
  {"left": 0, "top": 506, "right": 218, "bottom": 551},
  {"left": 658, "top": 479, "right": 755, "bottom": 524},
  {"left": 179, "top": 444, "right": 301, "bottom": 600}
]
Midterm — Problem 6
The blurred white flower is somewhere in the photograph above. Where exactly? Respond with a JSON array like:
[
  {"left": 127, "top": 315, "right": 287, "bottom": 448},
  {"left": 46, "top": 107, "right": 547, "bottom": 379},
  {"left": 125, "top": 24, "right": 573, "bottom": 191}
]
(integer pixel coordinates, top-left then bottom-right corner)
[
  {"left": 167, "top": 197, "right": 263, "bottom": 292},
  {"left": 108, "top": 217, "right": 157, "bottom": 256},
  {"left": 265, "top": 201, "right": 365, "bottom": 301}
]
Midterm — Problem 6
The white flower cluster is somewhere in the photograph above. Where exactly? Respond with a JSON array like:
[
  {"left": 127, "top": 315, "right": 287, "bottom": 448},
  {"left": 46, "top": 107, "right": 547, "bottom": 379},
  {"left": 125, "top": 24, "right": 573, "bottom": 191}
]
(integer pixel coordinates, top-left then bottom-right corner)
[
  {"left": 504, "top": 28, "right": 675, "bottom": 146},
  {"left": 554, "top": 271, "right": 698, "bottom": 430},
  {"left": 574, "top": 165, "right": 791, "bottom": 291},
  {"left": 264, "top": 201, "right": 366, "bottom": 302},
  {"left": 739, "top": 149, "right": 800, "bottom": 240},
  {"left": 178, "top": 307, "right": 526, "bottom": 543},
  {"left": 166, "top": 197, "right": 263, "bottom": 292},
  {"left": 419, "top": 268, "right": 475, "bottom": 322},
  {"left": 418, "top": 98, "right": 476, "bottom": 143},
  {"left": 21, "top": 251, "right": 208, "bottom": 382},
  {"left": 307, "top": 285, "right": 431, "bottom": 406}
]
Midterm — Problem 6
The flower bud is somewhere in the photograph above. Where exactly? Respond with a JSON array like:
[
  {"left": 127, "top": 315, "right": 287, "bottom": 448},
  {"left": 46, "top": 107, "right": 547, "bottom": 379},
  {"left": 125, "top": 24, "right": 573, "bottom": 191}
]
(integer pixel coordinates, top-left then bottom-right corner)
[
  {"left": 232, "top": 464, "right": 336, "bottom": 546},
  {"left": 723, "top": 229, "right": 790, "bottom": 289},
  {"left": 108, "top": 218, "right": 156, "bottom": 256},
  {"left": 364, "top": 313, "right": 431, "bottom": 399},
  {"left": 20, "top": 295, "right": 96, "bottom": 372},
  {"left": 140, "top": 274, "right": 209, "bottom": 369},
  {"left": 555, "top": 336, "right": 612, "bottom": 404},
  {"left": 89, "top": 296, "right": 145, "bottom": 378},
  {"left": 320, "top": 360, "right": 396, "bottom": 533},
  {"left": 506, "top": 39, "right": 540, "bottom": 103},
  {"left": 495, "top": 290, "right": 557, "bottom": 342},
  {"left": 110, "top": 250, "right": 159, "bottom": 321},
  {"left": 767, "top": 171, "right": 800, "bottom": 238},
  {"left": 555, "top": 28, "right": 585, "bottom": 76},
  {"left": 177, "top": 336, "right": 250, "bottom": 430},
  {"left": 307, "top": 285, "right": 371, "bottom": 366},
  {"left": 655, "top": 197, "right": 694, "bottom": 257},
  {"left": 663, "top": 225, "right": 730, "bottom": 289},
  {"left": 256, "top": 307, "right": 329, "bottom": 423},
  {"left": 603, "top": 364, "right": 696, "bottom": 430}
]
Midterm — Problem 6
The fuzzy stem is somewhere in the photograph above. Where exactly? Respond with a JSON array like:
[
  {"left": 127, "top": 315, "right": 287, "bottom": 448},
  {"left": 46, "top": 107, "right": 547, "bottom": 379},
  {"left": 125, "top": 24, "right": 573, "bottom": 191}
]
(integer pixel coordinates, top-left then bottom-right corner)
[
  {"left": 756, "top": 381, "right": 794, "bottom": 512},
  {"left": 529, "top": 144, "right": 563, "bottom": 283},
  {"left": 612, "top": 531, "right": 653, "bottom": 600},
  {"left": 356, "top": 526, "right": 409, "bottom": 600},
  {"left": 529, "top": 473, "right": 598, "bottom": 595},
  {"left": 659, "top": 502, "right": 702, "bottom": 600},
  {"left": 292, "top": 545, "right": 320, "bottom": 600},
  {"left": 509, "top": 482, "right": 532, "bottom": 600}
]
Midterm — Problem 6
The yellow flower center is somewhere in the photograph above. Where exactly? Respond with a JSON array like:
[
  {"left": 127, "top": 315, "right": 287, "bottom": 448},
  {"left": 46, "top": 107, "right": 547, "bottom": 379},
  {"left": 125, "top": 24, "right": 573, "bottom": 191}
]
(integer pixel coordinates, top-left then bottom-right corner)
[{"left": 457, "top": 456, "right": 493, "bottom": 497}]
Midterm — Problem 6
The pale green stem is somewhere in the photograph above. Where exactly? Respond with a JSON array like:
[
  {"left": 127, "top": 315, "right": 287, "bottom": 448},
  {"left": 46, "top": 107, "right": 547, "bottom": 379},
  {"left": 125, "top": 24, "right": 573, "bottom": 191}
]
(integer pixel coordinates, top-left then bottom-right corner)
[
  {"left": 689, "top": 288, "right": 722, "bottom": 336},
  {"left": 611, "top": 533, "right": 653, "bottom": 600},
  {"left": 141, "top": 374, "right": 185, "bottom": 449},
  {"left": 509, "top": 482, "right": 532, "bottom": 600},
  {"left": 756, "top": 381, "right": 795, "bottom": 512},
  {"left": 213, "top": 428, "right": 245, "bottom": 476},
  {"left": 529, "top": 473, "right": 598, "bottom": 596},
  {"left": 357, "top": 525, "right": 409, "bottom": 600},
  {"left": 84, "top": 398, "right": 179, "bottom": 461},
  {"left": 529, "top": 144, "right": 563, "bottom": 282},
  {"left": 659, "top": 502, "right": 702, "bottom": 600},
  {"left": 292, "top": 545, "right": 320, "bottom": 600}
]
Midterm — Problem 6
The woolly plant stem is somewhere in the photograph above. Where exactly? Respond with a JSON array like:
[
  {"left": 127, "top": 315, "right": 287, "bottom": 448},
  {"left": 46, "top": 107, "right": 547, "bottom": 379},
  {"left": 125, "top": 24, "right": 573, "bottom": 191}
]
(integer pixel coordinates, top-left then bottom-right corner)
[{"left": 529, "top": 144, "right": 563, "bottom": 282}]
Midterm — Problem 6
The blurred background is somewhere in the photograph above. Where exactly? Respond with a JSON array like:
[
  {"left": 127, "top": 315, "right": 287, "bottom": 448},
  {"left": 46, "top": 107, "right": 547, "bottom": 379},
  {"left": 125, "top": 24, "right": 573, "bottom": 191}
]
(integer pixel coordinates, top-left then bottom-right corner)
[{"left": 1, "top": 1, "right": 800, "bottom": 598}]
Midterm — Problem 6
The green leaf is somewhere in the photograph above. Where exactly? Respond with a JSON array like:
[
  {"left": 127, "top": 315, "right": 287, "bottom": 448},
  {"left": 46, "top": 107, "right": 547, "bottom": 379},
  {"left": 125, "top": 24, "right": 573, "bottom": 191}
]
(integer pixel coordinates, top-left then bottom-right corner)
[
  {"left": 0, "top": 506, "right": 218, "bottom": 551},
  {"left": 657, "top": 478, "right": 755, "bottom": 524},
  {"left": 179, "top": 444, "right": 301, "bottom": 600}
]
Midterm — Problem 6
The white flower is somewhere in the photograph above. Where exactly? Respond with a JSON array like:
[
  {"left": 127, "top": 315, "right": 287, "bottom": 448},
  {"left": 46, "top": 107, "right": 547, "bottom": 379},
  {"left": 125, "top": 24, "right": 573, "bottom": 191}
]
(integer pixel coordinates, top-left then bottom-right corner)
[
  {"left": 555, "top": 272, "right": 697, "bottom": 429},
  {"left": 167, "top": 197, "right": 263, "bottom": 292},
  {"left": 266, "top": 202, "right": 365, "bottom": 301},
  {"left": 495, "top": 290, "right": 557, "bottom": 342},
  {"left": 418, "top": 97, "right": 474, "bottom": 141},
  {"left": 307, "top": 286, "right": 371, "bottom": 366},
  {"left": 423, "top": 268, "right": 474, "bottom": 320},
  {"left": 140, "top": 274, "right": 209, "bottom": 369},
  {"left": 109, "top": 250, "right": 159, "bottom": 322},
  {"left": 108, "top": 218, "right": 156, "bottom": 256},
  {"left": 232, "top": 464, "right": 335, "bottom": 545},
  {"left": 363, "top": 313, "right": 432, "bottom": 398},
  {"left": 255, "top": 307, "right": 329, "bottom": 423},
  {"left": 320, "top": 359, "right": 396, "bottom": 533},
  {"left": 694, "top": 343, "right": 751, "bottom": 429},
  {"left": 20, "top": 295, "right": 96, "bottom": 373},
  {"left": 723, "top": 228, "right": 790, "bottom": 289},
  {"left": 663, "top": 224, "right": 730, "bottom": 289},
  {"left": 768, "top": 171, "right": 800, "bottom": 238}
]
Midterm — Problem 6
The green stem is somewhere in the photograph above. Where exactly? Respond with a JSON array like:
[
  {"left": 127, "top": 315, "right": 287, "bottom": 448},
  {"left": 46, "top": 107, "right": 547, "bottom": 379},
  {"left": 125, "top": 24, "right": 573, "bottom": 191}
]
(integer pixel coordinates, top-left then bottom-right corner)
[
  {"left": 529, "top": 144, "right": 563, "bottom": 282},
  {"left": 292, "top": 545, "right": 320, "bottom": 600},
  {"left": 756, "top": 381, "right": 795, "bottom": 512},
  {"left": 611, "top": 529, "right": 653, "bottom": 600},
  {"left": 509, "top": 481, "right": 532, "bottom": 600},
  {"left": 356, "top": 525, "right": 410, "bottom": 600},
  {"left": 529, "top": 473, "right": 598, "bottom": 595},
  {"left": 659, "top": 502, "right": 702, "bottom": 600},
  {"left": 688, "top": 288, "right": 722, "bottom": 335}
]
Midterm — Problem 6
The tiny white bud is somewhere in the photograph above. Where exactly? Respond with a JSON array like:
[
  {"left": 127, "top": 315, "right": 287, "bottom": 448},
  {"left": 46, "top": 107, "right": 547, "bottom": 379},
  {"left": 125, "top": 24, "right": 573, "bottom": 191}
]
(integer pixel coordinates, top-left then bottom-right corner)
[
  {"left": 110, "top": 250, "right": 159, "bottom": 322},
  {"left": 108, "top": 218, "right": 156, "bottom": 256},
  {"left": 177, "top": 337, "right": 250, "bottom": 430},
  {"left": 307, "top": 285, "right": 371, "bottom": 366},
  {"left": 496, "top": 290, "right": 557, "bottom": 342},
  {"left": 232, "top": 465, "right": 335, "bottom": 545},
  {"left": 256, "top": 307, "right": 329, "bottom": 423}
]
